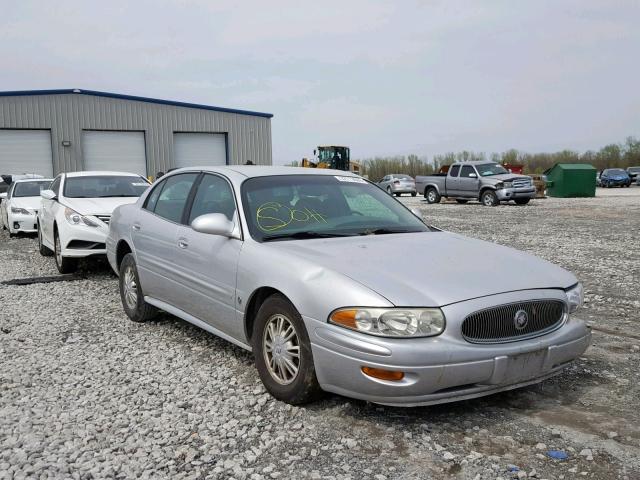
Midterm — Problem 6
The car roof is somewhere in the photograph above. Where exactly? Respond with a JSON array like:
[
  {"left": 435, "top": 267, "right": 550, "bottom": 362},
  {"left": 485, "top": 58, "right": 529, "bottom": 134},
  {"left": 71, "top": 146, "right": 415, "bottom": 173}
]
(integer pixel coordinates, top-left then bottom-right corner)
[
  {"left": 12, "top": 178, "right": 53, "bottom": 184},
  {"left": 166, "top": 165, "right": 360, "bottom": 179},
  {"left": 63, "top": 171, "right": 146, "bottom": 178}
]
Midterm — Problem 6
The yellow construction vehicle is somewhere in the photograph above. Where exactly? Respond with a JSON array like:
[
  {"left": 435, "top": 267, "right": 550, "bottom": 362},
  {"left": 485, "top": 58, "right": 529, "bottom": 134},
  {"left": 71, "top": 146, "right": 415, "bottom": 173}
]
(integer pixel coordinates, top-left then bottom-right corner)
[{"left": 301, "top": 146, "right": 351, "bottom": 171}]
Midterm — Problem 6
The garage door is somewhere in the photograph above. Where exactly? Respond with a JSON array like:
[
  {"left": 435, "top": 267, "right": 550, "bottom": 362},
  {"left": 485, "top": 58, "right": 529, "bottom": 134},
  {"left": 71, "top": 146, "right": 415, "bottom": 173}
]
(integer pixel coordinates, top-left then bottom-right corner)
[
  {"left": 82, "top": 131, "right": 147, "bottom": 176},
  {"left": 0, "top": 130, "right": 53, "bottom": 176},
  {"left": 174, "top": 133, "right": 226, "bottom": 168}
]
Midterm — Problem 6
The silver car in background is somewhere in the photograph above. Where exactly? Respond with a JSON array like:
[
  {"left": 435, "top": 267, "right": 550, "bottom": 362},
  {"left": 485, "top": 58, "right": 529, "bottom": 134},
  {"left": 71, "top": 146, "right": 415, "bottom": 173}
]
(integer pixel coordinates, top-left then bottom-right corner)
[
  {"left": 107, "top": 167, "right": 590, "bottom": 406},
  {"left": 378, "top": 174, "right": 417, "bottom": 197}
]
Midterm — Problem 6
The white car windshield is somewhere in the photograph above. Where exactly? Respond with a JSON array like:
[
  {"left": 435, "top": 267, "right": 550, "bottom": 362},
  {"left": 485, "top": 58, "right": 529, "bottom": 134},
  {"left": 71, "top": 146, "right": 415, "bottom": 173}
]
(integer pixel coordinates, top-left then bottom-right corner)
[
  {"left": 241, "top": 175, "right": 429, "bottom": 242},
  {"left": 64, "top": 176, "right": 149, "bottom": 198},
  {"left": 13, "top": 181, "right": 51, "bottom": 197}
]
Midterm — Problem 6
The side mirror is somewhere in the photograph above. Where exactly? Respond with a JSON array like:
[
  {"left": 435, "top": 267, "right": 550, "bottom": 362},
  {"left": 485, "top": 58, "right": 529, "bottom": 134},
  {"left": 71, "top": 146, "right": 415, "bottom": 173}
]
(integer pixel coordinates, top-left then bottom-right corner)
[
  {"left": 191, "top": 213, "right": 236, "bottom": 238},
  {"left": 41, "top": 189, "right": 56, "bottom": 200},
  {"left": 468, "top": 173, "right": 477, "bottom": 178},
  {"left": 0, "top": 192, "right": 6, "bottom": 199},
  {"left": 410, "top": 208, "right": 421, "bottom": 218}
]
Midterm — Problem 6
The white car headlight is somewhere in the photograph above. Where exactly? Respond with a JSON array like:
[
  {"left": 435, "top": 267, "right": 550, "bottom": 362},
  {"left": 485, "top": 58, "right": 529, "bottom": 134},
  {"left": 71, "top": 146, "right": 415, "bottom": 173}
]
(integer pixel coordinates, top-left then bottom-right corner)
[
  {"left": 330, "top": 307, "right": 445, "bottom": 338},
  {"left": 565, "top": 282, "right": 584, "bottom": 313},
  {"left": 11, "top": 206, "right": 30, "bottom": 215},
  {"left": 64, "top": 207, "right": 98, "bottom": 227}
]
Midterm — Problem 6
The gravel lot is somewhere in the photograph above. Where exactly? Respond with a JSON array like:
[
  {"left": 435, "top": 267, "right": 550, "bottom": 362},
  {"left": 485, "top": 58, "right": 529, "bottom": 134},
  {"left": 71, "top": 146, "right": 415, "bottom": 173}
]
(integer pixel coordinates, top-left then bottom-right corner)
[{"left": 1, "top": 187, "right": 638, "bottom": 480}]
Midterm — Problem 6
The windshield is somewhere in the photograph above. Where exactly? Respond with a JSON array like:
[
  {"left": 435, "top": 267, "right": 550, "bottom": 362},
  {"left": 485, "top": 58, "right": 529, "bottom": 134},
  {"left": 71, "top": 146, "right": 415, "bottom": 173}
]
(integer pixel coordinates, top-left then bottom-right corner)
[
  {"left": 628, "top": 167, "right": 640, "bottom": 173},
  {"left": 13, "top": 181, "right": 51, "bottom": 197},
  {"left": 475, "top": 163, "right": 509, "bottom": 177},
  {"left": 395, "top": 175, "right": 413, "bottom": 180},
  {"left": 241, "top": 175, "right": 429, "bottom": 242},
  {"left": 607, "top": 169, "right": 626, "bottom": 175},
  {"left": 63, "top": 176, "right": 149, "bottom": 198}
]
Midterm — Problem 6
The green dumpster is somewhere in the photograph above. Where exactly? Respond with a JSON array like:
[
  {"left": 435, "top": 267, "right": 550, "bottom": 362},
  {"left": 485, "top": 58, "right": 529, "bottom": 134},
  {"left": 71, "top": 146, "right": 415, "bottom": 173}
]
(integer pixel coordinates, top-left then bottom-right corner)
[{"left": 543, "top": 163, "right": 597, "bottom": 198}]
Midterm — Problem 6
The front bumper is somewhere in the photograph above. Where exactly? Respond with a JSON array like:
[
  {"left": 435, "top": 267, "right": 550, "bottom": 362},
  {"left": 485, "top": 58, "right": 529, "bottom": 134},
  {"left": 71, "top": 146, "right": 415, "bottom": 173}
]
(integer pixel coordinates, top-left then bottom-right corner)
[
  {"left": 496, "top": 187, "right": 536, "bottom": 201},
  {"left": 9, "top": 212, "right": 38, "bottom": 233},
  {"left": 306, "top": 289, "right": 591, "bottom": 406},
  {"left": 59, "top": 223, "right": 109, "bottom": 258}
]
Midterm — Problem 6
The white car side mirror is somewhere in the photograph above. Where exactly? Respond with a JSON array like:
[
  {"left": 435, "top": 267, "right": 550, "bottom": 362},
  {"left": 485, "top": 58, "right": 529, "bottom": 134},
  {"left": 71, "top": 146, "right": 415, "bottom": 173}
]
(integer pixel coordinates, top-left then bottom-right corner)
[
  {"left": 468, "top": 173, "right": 477, "bottom": 178},
  {"left": 410, "top": 208, "right": 422, "bottom": 218},
  {"left": 41, "top": 189, "right": 56, "bottom": 200},
  {"left": 0, "top": 192, "right": 6, "bottom": 199},
  {"left": 191, "top": 213, "right": 237, "bottom": 238}
]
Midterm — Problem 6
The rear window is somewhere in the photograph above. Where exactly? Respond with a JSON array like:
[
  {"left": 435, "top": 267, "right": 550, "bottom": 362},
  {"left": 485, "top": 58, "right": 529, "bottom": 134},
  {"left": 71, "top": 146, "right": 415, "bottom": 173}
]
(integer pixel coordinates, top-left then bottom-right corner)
[{"left": 63, "top": 175, "right": 149, "bottom": 198}]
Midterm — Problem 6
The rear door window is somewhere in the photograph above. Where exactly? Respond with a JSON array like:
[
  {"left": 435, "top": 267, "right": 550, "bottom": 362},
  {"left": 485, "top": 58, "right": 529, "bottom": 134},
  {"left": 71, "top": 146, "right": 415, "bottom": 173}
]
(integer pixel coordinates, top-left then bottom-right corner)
[{"left": 151, "top": 173, "right": 199, "bottom": 223}]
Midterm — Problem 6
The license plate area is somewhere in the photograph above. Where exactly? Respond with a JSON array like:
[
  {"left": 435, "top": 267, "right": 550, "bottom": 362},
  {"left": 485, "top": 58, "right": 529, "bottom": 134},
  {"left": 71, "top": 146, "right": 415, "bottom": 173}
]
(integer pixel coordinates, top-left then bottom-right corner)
[{"left": 503, "top": 349, "right": 546, "bottom": 383}]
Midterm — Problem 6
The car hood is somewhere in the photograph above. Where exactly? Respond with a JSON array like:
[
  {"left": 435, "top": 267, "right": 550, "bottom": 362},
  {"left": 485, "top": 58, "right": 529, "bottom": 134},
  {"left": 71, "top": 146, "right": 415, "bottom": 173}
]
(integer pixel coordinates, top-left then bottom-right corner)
[
  {"left": 11, "top": 196, "right": 42, "bottom": 210},
  {"left": 268, "top": 232, "right": 576, "bottom": 306},
  {"left": 63, "top": 197, "right": 139, "bottom": 216}
]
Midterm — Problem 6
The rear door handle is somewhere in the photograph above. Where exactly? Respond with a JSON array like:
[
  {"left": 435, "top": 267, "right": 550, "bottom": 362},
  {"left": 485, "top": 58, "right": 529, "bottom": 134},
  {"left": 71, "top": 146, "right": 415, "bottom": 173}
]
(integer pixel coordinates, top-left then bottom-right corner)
[
  {"left": 132, "top": 223, "right": 141, "bottom": 231},
  {"left": 178, "top": 239, "right": 189, "bottom": 249}
]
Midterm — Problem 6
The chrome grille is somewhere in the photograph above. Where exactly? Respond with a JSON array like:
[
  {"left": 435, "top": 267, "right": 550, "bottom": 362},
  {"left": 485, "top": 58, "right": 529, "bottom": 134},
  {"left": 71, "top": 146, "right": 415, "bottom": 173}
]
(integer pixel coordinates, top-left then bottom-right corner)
[
  {"left": 512, "top": 178, "right": 531, "bottom": 188},
  {"left": 461, "top": 300, "right": 566, "bottom": 343},
  {"left": 96, "top": 215, "right": 111, "bottom": 225}
]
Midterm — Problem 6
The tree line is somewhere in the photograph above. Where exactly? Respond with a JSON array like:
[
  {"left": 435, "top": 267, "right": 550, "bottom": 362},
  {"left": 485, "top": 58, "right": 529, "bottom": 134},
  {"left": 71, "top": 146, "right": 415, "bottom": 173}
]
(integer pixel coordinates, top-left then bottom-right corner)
[{"left": 356, "top": 136, "right": 640, "bottom": 182}]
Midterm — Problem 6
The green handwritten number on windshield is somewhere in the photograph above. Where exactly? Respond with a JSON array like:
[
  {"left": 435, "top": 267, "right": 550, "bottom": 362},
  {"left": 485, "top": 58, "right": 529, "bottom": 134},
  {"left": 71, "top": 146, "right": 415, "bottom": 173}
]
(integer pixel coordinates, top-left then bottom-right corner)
[{"left": 257, "top": 202, "right": 328, "bottom": 232}]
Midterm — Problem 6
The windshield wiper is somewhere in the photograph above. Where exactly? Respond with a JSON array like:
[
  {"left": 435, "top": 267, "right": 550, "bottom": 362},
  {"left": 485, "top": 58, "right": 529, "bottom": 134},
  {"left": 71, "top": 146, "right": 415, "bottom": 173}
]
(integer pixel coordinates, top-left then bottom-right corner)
[
  {"left": 96, "top": 194, "right": 139, "bottom": 197},
  {"left": 263, "top": 231, "right": 356, "bottom": 242},
  {"left": 360, "top": 228, "right": 419, "bottom": 235}
]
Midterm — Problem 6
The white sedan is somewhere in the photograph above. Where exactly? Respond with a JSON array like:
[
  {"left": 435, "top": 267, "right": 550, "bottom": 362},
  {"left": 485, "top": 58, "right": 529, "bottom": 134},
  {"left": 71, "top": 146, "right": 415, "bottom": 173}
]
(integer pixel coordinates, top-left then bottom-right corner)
[
  {"left": 38, "top": 171, "right": 149, "bottom": 273},
  {"left": 1, "top": 178, "right": 53, "bottom": 236}
]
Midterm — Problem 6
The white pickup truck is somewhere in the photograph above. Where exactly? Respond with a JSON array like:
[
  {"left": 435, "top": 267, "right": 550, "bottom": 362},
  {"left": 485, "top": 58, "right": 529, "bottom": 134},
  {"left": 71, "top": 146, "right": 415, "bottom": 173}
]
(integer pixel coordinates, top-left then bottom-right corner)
[{"left": 415, "top": 161, "right": 536, "bottom": 206}]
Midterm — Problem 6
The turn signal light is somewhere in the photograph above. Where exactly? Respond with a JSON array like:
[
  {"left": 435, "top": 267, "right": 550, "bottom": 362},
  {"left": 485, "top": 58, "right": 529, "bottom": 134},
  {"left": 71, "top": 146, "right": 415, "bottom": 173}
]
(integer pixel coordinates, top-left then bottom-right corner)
[
  {"left": 331, "top": 309, "right": 358, "bottom": 329},
  {"left": 361, "top": 366, "right": 405, "bottom": 381}
]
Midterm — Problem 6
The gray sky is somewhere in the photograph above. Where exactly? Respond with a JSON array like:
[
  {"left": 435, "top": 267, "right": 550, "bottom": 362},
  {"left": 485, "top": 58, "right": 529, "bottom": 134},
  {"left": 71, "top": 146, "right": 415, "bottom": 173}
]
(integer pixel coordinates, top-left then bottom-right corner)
[{"left": 1, "top": 0, "right": 639, "bottom": 164}]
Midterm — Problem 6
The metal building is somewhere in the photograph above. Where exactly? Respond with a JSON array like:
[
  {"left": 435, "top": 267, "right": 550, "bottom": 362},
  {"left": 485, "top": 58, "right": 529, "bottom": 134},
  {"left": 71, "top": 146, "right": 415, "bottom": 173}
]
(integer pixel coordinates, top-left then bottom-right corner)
[{"left": 0, "top": 89, "right": 273, "bottom": 177}]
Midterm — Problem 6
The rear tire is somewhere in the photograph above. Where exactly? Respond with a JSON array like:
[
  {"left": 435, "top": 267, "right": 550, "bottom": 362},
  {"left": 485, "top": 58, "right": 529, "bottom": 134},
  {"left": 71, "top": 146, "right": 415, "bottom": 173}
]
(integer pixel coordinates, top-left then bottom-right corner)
[
  {"left": 38, "top": 224, "right": 53, "bottom": 256},
  {"left": 253, "top": 294, "right": 321, "bottom": 405},
  {"left": 425, "top": 187, "right": 441, "bottom": 204},
  {"left": 386, "top": 186, "right": 392, "bottom": 195},
  {"left": 119, "top": 253, "right": 158, "bottom": 322},
  {"left": 514, "top": 198, "right": 530, "bottom": 205},
  {"left": 481, "top": 190, "right": 499, "bottom": 206},
  {"left": 411, "top": 192, "right": 417, "bottom": 197},
  {"left": 54, "top": 230, "right": 78, "bottom": 274}
]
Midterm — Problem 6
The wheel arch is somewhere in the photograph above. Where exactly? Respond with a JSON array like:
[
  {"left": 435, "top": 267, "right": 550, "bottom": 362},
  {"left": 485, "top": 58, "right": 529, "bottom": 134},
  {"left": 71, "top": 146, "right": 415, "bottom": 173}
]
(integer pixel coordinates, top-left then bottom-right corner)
[
  {"left": 478, "top": 185, "right": 496, "bottom": 200},
  {"left": 244, "top": 286, "right": 293, "bottom": 343},
  {"left": 115, "top": 239, "right": 134, "bottom": 271}
]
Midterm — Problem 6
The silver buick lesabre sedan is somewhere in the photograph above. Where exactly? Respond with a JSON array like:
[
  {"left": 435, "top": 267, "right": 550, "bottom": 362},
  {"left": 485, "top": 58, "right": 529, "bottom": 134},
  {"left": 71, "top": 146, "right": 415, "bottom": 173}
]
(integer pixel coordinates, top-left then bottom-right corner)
[{"left": 106, "top": 166, "right": 590, "bottom": 406}]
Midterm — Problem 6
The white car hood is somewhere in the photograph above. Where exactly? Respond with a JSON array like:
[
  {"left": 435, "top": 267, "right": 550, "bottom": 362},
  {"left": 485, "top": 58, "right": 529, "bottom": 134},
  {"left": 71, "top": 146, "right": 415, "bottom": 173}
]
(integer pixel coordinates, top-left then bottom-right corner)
[
  {"left": 269, "top": 231, "right": 576, "bottom": 306},
  {"left": 11, "top": 196, "right": 42, "bottom": 211},
  {"left": 63, "top": 197, "right": 139, "bottom": 216}
]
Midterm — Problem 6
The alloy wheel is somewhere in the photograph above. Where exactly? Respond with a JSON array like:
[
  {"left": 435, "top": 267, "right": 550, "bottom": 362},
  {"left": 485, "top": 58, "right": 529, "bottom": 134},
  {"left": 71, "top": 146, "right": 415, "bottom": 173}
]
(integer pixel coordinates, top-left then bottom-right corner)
[
  {"left": 123, "top": 265, "right": 138, "bottom": 310},
  {"left": 55, "top": 235, "right": 62, "bottom": 265},
  {"left": 263, "top": 314, "right": 300, "bottom": 385},
  {"left": 428, "top": 190, "right": 436, "bottom": 202}
]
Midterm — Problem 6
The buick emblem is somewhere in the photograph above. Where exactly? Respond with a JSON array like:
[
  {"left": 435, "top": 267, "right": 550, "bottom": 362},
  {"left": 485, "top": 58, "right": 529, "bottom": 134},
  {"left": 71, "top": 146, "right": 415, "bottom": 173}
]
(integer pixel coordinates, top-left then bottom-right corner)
[{"left": 514, "top": 309, "right": 529, "bottom": 330}]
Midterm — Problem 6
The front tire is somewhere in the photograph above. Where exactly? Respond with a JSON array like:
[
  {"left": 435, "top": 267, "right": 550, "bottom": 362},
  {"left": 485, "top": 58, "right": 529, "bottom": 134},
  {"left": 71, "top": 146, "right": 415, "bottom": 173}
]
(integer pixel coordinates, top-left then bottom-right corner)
[
  {"left": 253, "top": 294, "right": 321, "bottom": 405},
  {"left": 119, "top": 253, "right": 158, "bottom": 322},
  {"left": 481, "top": 190, "right": 499, "bottom": 206},
  {"left": 425, "top": 187, "right": 441, "bottom": 204},
  {"left": 38, "top": 224, "right": 53, "bottom": 256},
  {"left": 386, "top": 186, "right": 392, "bottom": 195},
  {"left": 411, "top": 192, "right": 417, "bottom": 197},
  {"left": 54, "top": 231, "right": 78, "bottom": 274}
]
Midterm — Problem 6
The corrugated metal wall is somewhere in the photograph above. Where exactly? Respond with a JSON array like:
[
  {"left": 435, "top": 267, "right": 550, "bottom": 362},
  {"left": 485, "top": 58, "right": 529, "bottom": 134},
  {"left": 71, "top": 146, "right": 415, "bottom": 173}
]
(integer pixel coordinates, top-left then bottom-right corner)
[{"left": 0, "top": 92, "right": 272, "bottom": 174}]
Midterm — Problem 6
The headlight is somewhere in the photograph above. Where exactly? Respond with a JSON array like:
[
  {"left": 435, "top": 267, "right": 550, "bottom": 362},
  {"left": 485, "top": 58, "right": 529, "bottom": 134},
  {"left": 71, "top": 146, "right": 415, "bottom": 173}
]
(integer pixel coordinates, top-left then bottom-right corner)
[
  {"left": 11, "top": 206, "right": 30, "bottom": 215},
  {"left": 503, "top": 181, "right": 513, "bottom": 188},
  {"left": 64, "top": 207, "right": 98, "bottom": 227},
  {"left": 565, "top": 283, "right": 584, "bottom": 313},
  {"left": 330, "top": 307, "right": 445, "bottom": 338},
  {"left": 494, "top": 182, "right": 504, "bottom": 189}
]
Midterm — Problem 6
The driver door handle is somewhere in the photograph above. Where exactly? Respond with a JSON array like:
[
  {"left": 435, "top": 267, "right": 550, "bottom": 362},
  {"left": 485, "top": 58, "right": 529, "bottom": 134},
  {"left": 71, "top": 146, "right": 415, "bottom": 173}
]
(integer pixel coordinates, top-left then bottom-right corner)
[
  {"left": 132, "top": 223, "right": 141, "bottom": 231},
  {"left": 178, "top": 239, "right": 189, "bottom": 249}
]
